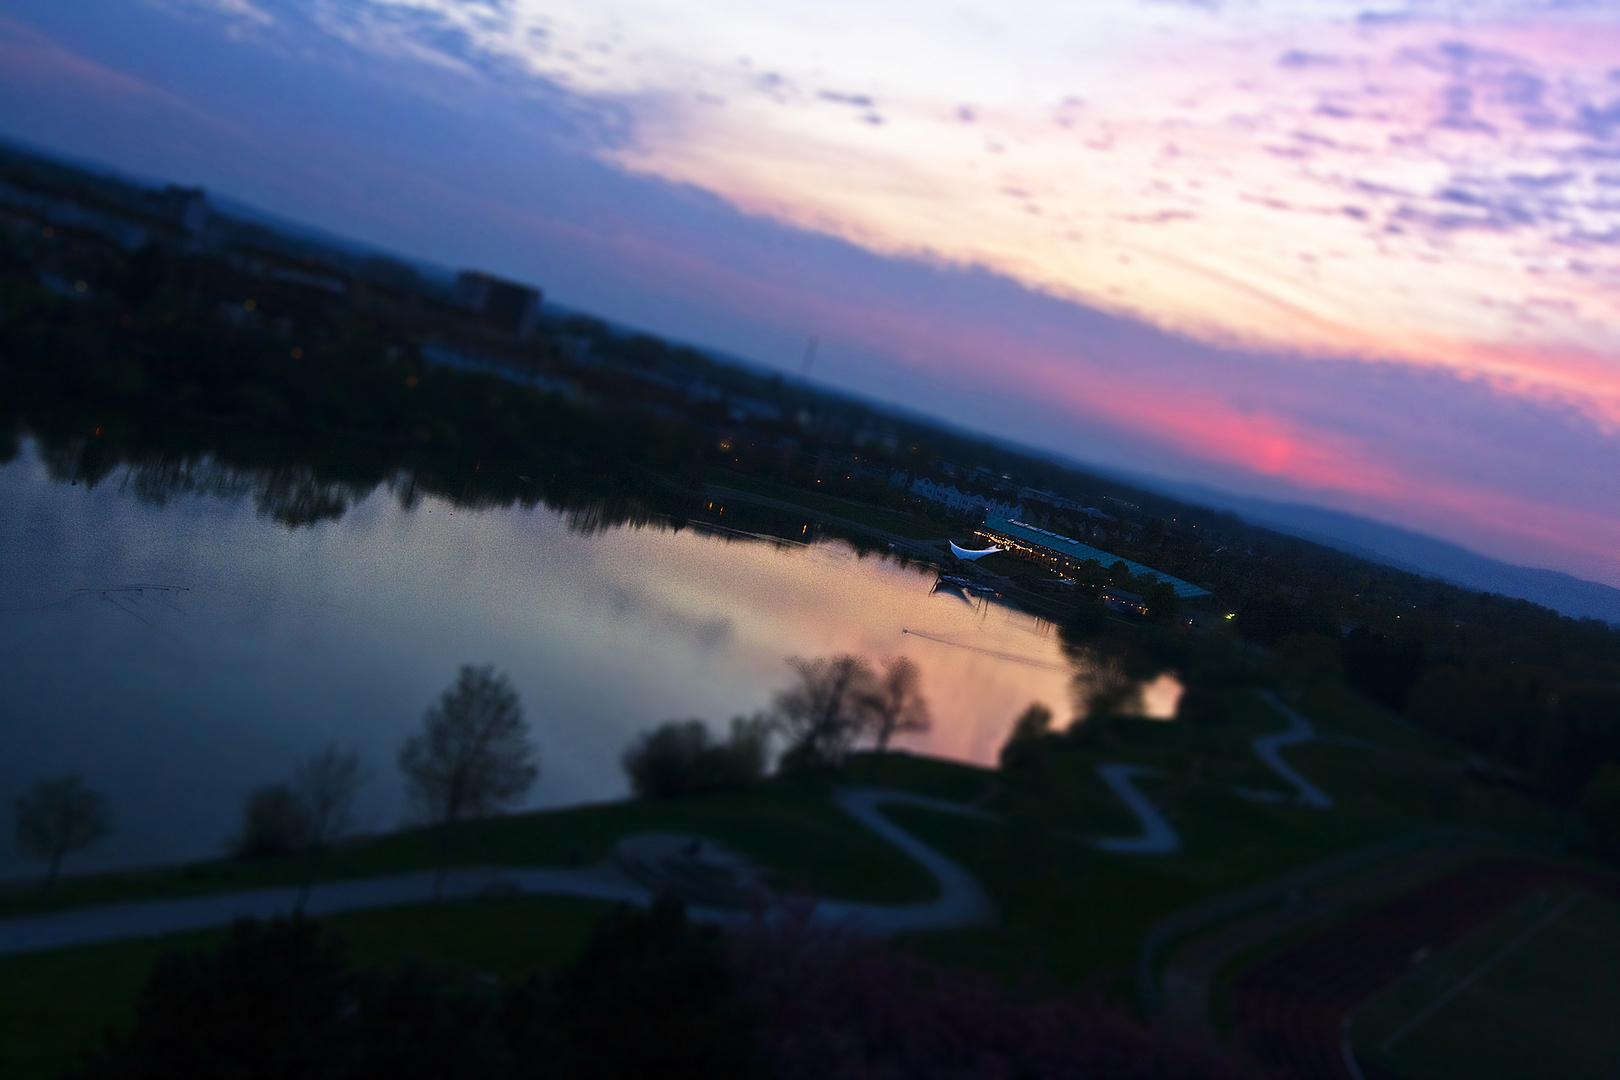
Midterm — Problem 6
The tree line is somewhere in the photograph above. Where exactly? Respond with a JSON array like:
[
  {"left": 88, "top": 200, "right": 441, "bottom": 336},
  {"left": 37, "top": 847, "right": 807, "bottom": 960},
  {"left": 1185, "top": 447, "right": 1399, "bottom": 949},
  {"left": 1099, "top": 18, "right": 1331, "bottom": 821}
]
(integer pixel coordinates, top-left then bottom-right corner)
[
  {"left": 621, "top": 654, "right": 930, "bottom": 798},
  {"left": 10, "top": 654, "right": 936, "bottom": 893}
]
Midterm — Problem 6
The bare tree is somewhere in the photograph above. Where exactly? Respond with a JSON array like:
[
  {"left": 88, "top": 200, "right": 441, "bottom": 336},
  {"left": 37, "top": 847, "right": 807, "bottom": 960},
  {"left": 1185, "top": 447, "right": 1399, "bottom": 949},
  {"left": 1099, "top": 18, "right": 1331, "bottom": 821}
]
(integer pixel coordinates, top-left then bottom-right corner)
[
  {"left": 399, "top": 665, "right": 538, "bottom": 896},
  {"left": 14, "top": 774, "right": 112, "bottom": 893},
  {"left": 773, "top": 655, "right": 877, "bottom": 770},
  {"left": 861, "top": 656, "right": 932, "bottom": 752},
  {"left": 293, "top": 743, "right": 366, "bottom": 850},
  {"left": 229, "top": 746, "right": 366, "bottom": 863},
  {"left": 291, "top": 743, "right": 367, "bottom": 911}
]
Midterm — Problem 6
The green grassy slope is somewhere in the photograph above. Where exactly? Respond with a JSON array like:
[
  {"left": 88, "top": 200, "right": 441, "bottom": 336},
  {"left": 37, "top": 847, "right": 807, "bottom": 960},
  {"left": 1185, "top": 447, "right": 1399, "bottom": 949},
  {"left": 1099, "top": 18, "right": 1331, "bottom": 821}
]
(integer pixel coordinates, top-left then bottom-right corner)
[
  {"left": 1352, "top": 889, "right": 1620, "bottom": 1080},
  {"left": 0, "top": 690, "right": 1579, "bottom": 1078},
  {"left": 0, "top": 895, "right": 615, "bottom": 1080},
  {"left": 0, "top": 778, "right": 937, "bottom": 921},
  {"left": 884, "top": 687, "right": 1559, "bottom": 984}
]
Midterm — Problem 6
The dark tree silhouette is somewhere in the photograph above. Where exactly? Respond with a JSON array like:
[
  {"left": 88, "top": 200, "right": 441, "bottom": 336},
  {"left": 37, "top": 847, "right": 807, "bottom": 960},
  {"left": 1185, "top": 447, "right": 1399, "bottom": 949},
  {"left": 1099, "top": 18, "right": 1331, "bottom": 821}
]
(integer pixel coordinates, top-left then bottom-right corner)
[
  {"left": 550, "top": 895, "right": 756, "bottom": 1080},
  {"left": 772, "top": 655, "right": 876, "bottom": 770},
  {"left": 294, "top": 743, "right": 366, "bottom": 849},
  {"left": 621, "top": 715, "right": 771, "bottom": 799},
  {"left": 399, "top": 665, "right": 537, "bottom": 896},
  {"left": 67, "top": 916, "right": 516, "bottom": 1080},
  {"left": 998, "top": 702, "right": 1055, "bottom": 770},
  {"left": 860, "top": 656, "right": 931, "bottom": 752},
  {"left": 230, "top": 746, "right": 365, "bottom": 864},
  {"left": 230, "top": 783, "right": 310, "bottom": 860},
  {"left": 14, "top": 773, "right": 112, "bottom": 893},
  {"left": 69, "top": 904, "right": 758, "bottom": 1080}
]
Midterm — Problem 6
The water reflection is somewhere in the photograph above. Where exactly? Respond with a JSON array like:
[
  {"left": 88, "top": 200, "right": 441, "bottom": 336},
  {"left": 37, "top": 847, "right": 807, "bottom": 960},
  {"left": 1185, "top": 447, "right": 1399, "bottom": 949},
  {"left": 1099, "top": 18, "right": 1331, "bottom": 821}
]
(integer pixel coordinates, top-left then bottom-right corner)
[
  {"left": 1137, "top": 673, "right": 1186, "bottom": 720},
  {"left": 0, "top": 444, "right": 1073, "bottom": 877}
]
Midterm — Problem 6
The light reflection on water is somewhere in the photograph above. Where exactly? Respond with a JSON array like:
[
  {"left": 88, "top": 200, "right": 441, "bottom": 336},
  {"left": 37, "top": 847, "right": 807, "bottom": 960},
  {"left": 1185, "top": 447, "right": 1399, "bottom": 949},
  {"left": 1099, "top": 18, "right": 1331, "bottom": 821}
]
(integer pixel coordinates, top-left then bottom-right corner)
[
  {"left": 0, "top": 447, "right": 1074, "bottom": 878},
  {"left": 1137, "top": 673, "right": 1186, "bottom": 720}
]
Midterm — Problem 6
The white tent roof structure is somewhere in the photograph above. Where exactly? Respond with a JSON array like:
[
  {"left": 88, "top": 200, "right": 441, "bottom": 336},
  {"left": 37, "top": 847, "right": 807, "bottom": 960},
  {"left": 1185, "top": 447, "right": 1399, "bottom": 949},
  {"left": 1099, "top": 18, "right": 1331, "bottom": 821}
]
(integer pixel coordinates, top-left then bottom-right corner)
[{"left": 949, "top": 541, "right": 1002, "bottom": 561}]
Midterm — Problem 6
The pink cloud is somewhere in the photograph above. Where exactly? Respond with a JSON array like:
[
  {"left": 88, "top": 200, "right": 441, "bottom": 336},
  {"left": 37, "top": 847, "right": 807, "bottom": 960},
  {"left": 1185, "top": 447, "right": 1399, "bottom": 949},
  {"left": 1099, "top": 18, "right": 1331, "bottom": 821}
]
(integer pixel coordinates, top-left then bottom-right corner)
[{"left": 8, "top": 5, "right": 1617, "bottom": 588}]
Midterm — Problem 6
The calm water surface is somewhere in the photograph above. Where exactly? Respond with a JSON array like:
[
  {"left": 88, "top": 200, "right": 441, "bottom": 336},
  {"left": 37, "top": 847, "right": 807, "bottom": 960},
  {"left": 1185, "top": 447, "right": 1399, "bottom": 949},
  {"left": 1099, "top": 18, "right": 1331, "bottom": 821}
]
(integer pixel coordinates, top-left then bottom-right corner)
[{"left": 0, "top": 446, "right": 1077, "bottom": 879}]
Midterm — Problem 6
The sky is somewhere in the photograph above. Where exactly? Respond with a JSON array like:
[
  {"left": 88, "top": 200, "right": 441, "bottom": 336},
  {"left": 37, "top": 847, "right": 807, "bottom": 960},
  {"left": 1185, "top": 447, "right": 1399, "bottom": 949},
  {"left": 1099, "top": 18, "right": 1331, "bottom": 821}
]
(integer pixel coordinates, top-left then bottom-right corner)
[{"left": 2, "top": 0, "right": 1618, "bottom": 587}]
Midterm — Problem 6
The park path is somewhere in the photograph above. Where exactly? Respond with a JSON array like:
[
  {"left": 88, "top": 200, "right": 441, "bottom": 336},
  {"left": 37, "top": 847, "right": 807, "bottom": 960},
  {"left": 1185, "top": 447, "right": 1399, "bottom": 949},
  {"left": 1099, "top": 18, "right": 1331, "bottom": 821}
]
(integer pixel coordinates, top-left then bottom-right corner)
[
  {"left": 1252, "top": 691, "right": 1335, "bottom": 808},
  {"left": 0, "top": 696, "right": 1341, "bottom": 962},
  {"left": 1090, "top": 690, "right": 1335, "bottom": 858},
  {"left": 1094, "top": 765, "right": 1181, "bottom": 855},
  {"left": 0, "top": 786, "right": 996, "bottom": 959},
  {"left": 817, "top": 787, "right": 996, "bottom": 935}
]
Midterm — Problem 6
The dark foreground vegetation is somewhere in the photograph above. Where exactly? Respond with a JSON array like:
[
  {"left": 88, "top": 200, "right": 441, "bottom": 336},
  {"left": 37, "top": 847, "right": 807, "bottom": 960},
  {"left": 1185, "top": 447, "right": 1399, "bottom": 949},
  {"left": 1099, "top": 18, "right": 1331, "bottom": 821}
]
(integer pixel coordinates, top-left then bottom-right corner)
[{"left": 66, "top": 901, "right": 1235, "bottom": 1080}]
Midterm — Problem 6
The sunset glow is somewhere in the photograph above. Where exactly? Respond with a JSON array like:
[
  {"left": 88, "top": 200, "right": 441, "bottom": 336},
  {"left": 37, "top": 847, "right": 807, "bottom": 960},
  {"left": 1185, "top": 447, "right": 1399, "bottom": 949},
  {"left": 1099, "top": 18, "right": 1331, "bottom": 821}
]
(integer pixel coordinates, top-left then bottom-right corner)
[
  {"left": 2, "top": 0, "right": 1616, "bottom": 584},
  {"left": 323, "top": 0, "right": 1620, "bottom": 399}
]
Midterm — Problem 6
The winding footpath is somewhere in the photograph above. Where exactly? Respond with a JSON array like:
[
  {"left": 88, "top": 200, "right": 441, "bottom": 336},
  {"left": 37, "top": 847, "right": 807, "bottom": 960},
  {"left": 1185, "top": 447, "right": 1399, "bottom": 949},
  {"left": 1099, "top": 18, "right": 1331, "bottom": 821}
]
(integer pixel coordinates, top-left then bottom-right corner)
[
  {"left": 1093, "top": 765, "right": 1181, "bottom": 855},
  {"left": 0, "top": 787, "right": 996, "bottom": 960},
  {"left": 1089, "top": 690, "right": 1335, "bottom": 857},
  {"left": 1251, "top": 691, "right": 1335, "bottom": 809},
  {"left": 818, "top": 787, "right": 997, "bottom": 935},
  {"left": 0, "top": 694, "right": 1338, "bottom": 960}
]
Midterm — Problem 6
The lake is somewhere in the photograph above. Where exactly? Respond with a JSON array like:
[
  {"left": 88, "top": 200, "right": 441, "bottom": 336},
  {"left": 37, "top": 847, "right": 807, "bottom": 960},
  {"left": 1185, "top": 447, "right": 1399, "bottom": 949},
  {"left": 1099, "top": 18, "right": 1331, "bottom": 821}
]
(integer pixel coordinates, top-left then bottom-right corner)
[{"left": 0, "top": 442, "right": 1076, "bottom": 879}]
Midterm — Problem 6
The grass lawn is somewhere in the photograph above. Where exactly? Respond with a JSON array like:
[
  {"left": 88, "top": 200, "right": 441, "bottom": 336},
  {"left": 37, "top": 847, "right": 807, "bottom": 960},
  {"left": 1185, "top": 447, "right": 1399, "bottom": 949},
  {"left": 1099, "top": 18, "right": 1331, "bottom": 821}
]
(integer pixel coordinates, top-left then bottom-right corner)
[
  {"left": 0, "top": 685, "right": 1569, "bottom": 1076},
  {"left": 0, "top": 895, "right": 616, "bottom": 1080},
  {"left": 0, "top": 777, "right": 938, "bottom": 921},
  {"left": 1352, "top": 888, "right": 1620, "bottom": 1080},
  {"left": 0, "top": 757, "right": 998, "bottom": 1080},
  {"left": 885, "top": 687, "right": 1559, "bottom": 989}
]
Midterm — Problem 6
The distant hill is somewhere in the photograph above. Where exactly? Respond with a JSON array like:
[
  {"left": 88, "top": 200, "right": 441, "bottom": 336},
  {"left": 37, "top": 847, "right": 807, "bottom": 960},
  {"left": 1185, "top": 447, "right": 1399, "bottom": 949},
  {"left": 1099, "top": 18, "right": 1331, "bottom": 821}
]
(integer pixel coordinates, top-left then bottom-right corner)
[{"left": 1156, "top": 483, "right": 1620, "bottom": 625}]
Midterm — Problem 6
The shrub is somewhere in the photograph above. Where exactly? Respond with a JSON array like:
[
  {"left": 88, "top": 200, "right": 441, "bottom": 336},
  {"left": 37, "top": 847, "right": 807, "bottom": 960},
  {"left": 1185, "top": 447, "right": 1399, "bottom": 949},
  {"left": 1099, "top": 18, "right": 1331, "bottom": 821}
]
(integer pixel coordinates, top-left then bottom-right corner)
[
  {"left": 230, "top": 783, "right": 311, "bottom": 860},
  {"left": 621, "top": 716, "right": 771, "bottom": 799},
  {"left": 550, "top": 895, "right": 756, "bottom": 1080},
  {"left": 1581, "top": 761, "right": 1620, "bottom": 853},
  {"left": 999, "top": 702, "right": 1055, "bottom": 770},
  {"left": 732, "top": 907, "right": 1240, "bottom": 1080},
  {"left": 71, "top": 907, "right": 1241, "bottom": 1080},
  {"left": 69, "top": 903, "right": 752, "bottom": 1080}
]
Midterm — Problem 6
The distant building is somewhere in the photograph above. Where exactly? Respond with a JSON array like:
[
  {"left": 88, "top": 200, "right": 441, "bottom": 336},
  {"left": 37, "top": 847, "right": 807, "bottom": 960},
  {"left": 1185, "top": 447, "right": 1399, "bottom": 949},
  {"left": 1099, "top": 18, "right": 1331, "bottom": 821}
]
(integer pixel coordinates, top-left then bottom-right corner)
[
  {"left": 1017, "top": 486, "right": 1116, "bottom": 520},
  {"left": 145, "top": 185, "right": 210, "bottom": 236},
  {"left": 910, "top": 477, "right": 1025, "bottom": 520},
  {"left": 975, "top": 516, "right": 1212, "bottom": 600},
  {"left": 1102, "top": 587, "right": 1149, "bottom": 616},
  {"left": 454, "top": 270, "right": 542, "bottom": 336}
]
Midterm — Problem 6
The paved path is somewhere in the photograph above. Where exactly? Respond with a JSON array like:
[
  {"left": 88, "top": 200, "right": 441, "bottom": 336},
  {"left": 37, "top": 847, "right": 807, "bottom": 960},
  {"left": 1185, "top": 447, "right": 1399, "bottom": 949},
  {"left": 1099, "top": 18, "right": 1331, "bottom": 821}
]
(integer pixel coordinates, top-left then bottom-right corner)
[
  {"left": 0, "top": 866, "right": 652, "bottom": 959},
  {"left": 1252, "top": 691, "right": 1335, "bottom": 809},
  {"left": 1094, "top": 765, "right": 1181, "bottom": 855},
  {"left": 1091, "top": 691, "right": 1335, "bottom": 858},
  {"left": 818, "top": 787, "right": 997, "bottom": 935},
  {"left": 0, "top": 787, "right": 997, "bottom": 959}
]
